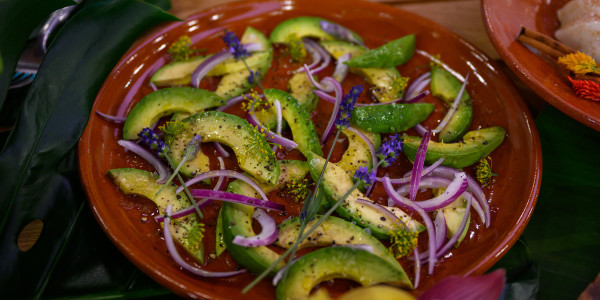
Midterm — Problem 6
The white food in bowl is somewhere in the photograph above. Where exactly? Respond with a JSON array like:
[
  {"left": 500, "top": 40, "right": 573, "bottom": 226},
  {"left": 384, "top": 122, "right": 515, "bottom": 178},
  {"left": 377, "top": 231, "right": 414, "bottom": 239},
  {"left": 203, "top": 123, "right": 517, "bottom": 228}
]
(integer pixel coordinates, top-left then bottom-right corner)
[{"left": 555, "top": 0, "right": 600, "bottom": 61}]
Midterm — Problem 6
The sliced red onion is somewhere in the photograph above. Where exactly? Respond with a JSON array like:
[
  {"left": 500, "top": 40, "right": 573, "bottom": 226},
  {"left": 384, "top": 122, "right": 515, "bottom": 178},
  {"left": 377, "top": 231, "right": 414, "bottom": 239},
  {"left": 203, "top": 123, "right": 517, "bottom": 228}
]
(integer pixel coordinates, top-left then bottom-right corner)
[
  {"left": 414, "top": 124, "right": 428, "bottom": 136},
  {"left": 376, "top": 157, "right": 445, "bottom": 184},
  {"left": 213, "top": 142, "right": 230, "bottom": 158},
  {"left": 434, "top": 196, "right": 471, "bottom": 259},
  {"left": 355, "top": 198, "right": 405, "bottom": 228},
  {"left": 117, "top": 140, "right": 170, "bottom": 183},
  {"left": 405, "top": 72, "right": 431, "bottom": 100},
  {"left": 272, "top": 99, "right": 283, "bottom": 152},
  {"left": 191, "top": 50, "right": 233, "bottom": 88},
  {"left": 429, "top": 166, "right": 490, "bottom": 228},
  {"left": 404, "top": 90, "right": 430, "bottom": 104},
  {"left": 346, "top": 126, "right": 378, "bottom": 196},
  {"left": 432, "top": 73, "right": 469, "bottom": 134},
  {"left": 319, "top": 77, "right": 343, "bottom": 145},
  {"left": 176, "top": 169, "right": 269, "bottom": 201},
  {"left": 413, "top": 247, "right": 421, "bottom": 289},
  {"left": 96, "top": 111, "right": 126, "bottom": 123},
  {"left": 319, "top": 20, "right": 363, "bottom": 46},
  {"left": 246, "top": 110, "right": 298, "bottom": 149},
  {"left": 333, "top": 53, "right": 351, "bottom": 83},
  {"left": 393, "top": 176, "right": 485, "bottom": 226},
  {"left": 302, "top": 65, "right": 332, "bottom": 92},
  {"left": 233, "top": 208, "right": 278, "bottom": 247},
  {"left": 302, "top": 38, "right": 331, "bottom": 74},
  {"left": 162, "top": 205, "right": 246, "bottom": 277},
  {"left": 410, "top": 131, "right": 432, "bottom": 201},
  {"left": 190, "top": 189, "right": 285, "bottom": 211},
  {"left": 383, "top": 177, "right": 437, "bottom": 274},
  {"left": 434, "top": 211, "right": 447, "bottom": 251},
  {"left": 272, "top": 258, "right": 299, "bottom": 286},
  {"left": 155, "top": 197, "right": 213, "bottom": 223},
  {"left": 294, "top": 39, "right": 322, "bottom": 73},
  {"left": 418, "top": 269, "right": 506, "bottom": 300},
  {"left": 313, "top": 89, "right": 336, "bottom": 104},
  {"left": 149, "top": 81, "right": 158, "bottom": 92},
  {"left": 413, "top": 172, "right": 468, "bottom": 211}
]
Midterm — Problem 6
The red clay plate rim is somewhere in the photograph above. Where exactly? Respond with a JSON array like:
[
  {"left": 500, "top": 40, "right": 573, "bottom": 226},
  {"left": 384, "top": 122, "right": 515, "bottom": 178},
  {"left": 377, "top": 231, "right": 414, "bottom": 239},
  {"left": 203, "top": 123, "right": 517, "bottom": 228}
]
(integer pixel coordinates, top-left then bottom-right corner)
[
  {"left": 481, "top": 0, "right": 600, "bottom": 132},
  {"left": 79, "top": 0, "right": 542, "bottom": 298}
]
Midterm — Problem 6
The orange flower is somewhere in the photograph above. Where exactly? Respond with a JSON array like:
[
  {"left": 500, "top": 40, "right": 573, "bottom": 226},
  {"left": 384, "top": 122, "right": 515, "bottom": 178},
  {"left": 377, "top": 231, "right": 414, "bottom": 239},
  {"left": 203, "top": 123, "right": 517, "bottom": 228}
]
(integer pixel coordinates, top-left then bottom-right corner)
[
  {"left": 568, "top": 76, "right": 600, "bottom": 102},
  {"left": 558, "top": 52, "right": 600, "bottom": 75}
]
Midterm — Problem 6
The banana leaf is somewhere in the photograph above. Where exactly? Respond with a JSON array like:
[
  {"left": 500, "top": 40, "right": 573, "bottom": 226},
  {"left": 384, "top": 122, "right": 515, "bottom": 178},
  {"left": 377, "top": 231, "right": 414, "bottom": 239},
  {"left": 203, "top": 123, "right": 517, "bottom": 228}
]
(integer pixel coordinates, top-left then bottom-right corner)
[
  {"left": 521, "top": 106, "right": 600, "bottom": 299},
  {"left": 0, "top": 0, "right": 74, "bottom": 112},
  {"left": 490, "top": 105, "right": 600, "bottom": 300},
  {"left": 0, "top": 0, "right": 178, "bottom": 298}
]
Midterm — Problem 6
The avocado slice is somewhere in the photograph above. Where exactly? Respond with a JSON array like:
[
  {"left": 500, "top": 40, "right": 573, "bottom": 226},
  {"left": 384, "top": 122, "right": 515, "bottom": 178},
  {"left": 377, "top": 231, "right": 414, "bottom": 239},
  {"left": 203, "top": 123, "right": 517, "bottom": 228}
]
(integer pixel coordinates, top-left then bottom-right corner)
[
  {"left": 337, "top": 286, "right": 416, "bottom": 300},
  {"left": 151, "top": 27, "right": 272, "bottom": 87},
  {"left": 276, "top": 247, "right": 412, "bottom": 300},
  {"left": 263, "top": 88, "right": 323, "bottom": 156},
  {"left": 276, "top": 215, "right": 411, "bottom": 286},
  {"left": 350, "top": 103, "right": 434, "bottom": 133},
  {"left": 402, "top": 126, "right": 506, "bottom": 168},
  {"left": 439, "top": 194, "right": 470, "bottom": 247},
  {"left": 269, "top": 16, "right": 363, "bottom": 45},
  {"left": 345, "top": 34, "right": 415, "bottom": 68},
  {"left": 430, "top": 65, "right": 473, "bottom": 142},
  {"left": 122, "top": 87, "right": 224, "bottom": 140},
  {"left": 221, "top": 160, "right": 310, "bottom": 274},
  {"left": 256, "top": 72, "right": 319, "bottom": 130},
  {"left": 307, "top": 151, "right": 424, "bottom": 239},
  {"left": 215, "top": 27, "right": 273, "bottom": 99},
  {"left": 167, "top": 111, "right": 280, "bottom": 184},
  {"left": 336, "top": 126, "right": 380, "bottom": 176},
  {"left": 320, "top": 40, "right": 406, "bottom": 102},
  {"left": 107, "top": 168, "right": 205, "bottom": 264}
]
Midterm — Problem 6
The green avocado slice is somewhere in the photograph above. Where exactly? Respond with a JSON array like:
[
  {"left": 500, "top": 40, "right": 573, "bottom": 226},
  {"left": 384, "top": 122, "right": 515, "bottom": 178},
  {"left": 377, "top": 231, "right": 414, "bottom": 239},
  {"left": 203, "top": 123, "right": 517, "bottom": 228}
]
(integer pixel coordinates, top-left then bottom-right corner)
[
  {"left": 276, "top": 247, "right": 412, "bottom": 300},
  {"left": 276, "top": 215, "right": 411, "bottom": 287},
  {"left": 319, "top": 40, "right": 407, "bottom": 102},
  {"left": 307, "top": 151, "right": 425, "bottom": 239},
  {"left": 122, "top": 87, "right": 224, "bottom": 140},
  {"left": 107, "top": 168, "right": 205, "bottom": 264},
  {"left": 220, "top": 160, "right": 310, "bottom": 274},
  {"left": 402, "top": 126, "right": 506, "bottom": 168},
  {"left": 430, "top": 65, "right": 473, "bottom": 142},
  {"left": 344, "top": 34, "right": 415, "bottom": 68},
  {"left": 269, "top": 16, "right": 363, "bottom": 45},
  {"left": 167, "top": 110, "right": 280, "bottom": 184},
  {"left": 350, "top": 103, "right": 434, "bottom": 133},
  {"left": 263, "top": 88, "right": 323, "bottom": 156}
]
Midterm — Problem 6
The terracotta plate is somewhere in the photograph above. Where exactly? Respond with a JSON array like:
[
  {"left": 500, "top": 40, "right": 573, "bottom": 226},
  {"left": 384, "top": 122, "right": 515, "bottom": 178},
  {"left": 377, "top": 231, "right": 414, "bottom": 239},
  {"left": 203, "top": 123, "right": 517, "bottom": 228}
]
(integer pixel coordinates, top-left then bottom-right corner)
[
  {"left": 482, "top": 0, "right": 600, "bottom": 132},
  {"left": 79, "top": 0, "right": 542, "bottom": 298}
]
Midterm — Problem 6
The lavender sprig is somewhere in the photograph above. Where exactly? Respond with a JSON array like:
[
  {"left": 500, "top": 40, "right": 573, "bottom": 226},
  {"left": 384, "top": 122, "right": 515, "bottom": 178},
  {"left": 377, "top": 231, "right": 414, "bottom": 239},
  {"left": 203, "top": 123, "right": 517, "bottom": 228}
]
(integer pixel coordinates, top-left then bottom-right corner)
[
  {"left": 138, "top": 128, "right": 204, "bottom": 218},
  {"left": 335, "top": 85, "right": 363, "bottom": 129}
]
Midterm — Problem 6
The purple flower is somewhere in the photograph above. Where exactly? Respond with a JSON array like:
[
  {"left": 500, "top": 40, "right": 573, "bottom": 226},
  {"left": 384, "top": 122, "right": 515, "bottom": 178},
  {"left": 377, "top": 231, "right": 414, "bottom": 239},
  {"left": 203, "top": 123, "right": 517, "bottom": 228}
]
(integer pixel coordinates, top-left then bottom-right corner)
[
  {"left": 222, "top": 31, "right": 248, "bottom": 60},
  {"left": 377, "top": 134, "right": 403, "bottom": 167},
  {"left": 335, "top": 85, "right": 363, "bottom": 129},
  {"left": 138, "top": 128, "right": 168, "bottom": 156},
  {"left": 354, "top": 165, "right": 375, "bottom": 185}
]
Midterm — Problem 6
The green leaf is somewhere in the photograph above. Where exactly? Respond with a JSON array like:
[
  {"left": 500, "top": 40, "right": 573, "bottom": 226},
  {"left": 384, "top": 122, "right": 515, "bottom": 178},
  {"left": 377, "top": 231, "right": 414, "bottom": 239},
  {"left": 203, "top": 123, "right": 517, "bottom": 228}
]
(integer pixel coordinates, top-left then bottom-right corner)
[
  {"left": 344, "top": 34, "right": 415, "bottom": 68},
  {"left": 0, "top": 0, "right": 178, "bottom": 298},
  {"left": 0, "top": 0, "right": 74, "bottom": 112}
]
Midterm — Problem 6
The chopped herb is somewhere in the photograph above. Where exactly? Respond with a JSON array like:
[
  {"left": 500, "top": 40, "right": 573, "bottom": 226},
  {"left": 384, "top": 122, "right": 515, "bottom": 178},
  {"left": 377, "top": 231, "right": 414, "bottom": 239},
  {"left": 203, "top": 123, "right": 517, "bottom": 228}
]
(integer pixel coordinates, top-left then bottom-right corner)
[
  {"left": 167, "top": 35, "right": 205, "bottom": 61},
  {"left": 475, "top": 156, "right": 497, "bottom": 187}
]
